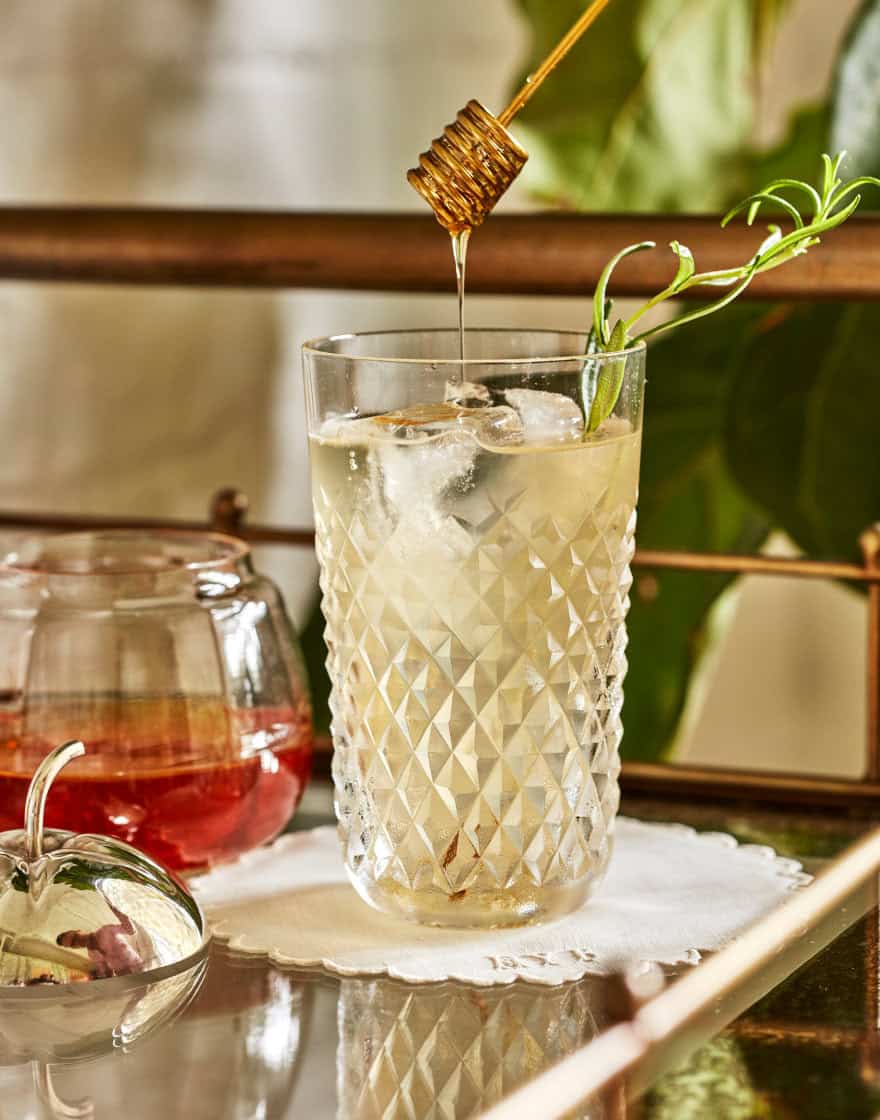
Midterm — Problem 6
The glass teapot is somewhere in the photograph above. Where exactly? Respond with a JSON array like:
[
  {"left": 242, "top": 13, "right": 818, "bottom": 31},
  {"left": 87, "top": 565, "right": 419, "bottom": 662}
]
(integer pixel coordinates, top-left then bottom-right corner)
[{"left": 0, "top": 531, "right": 313, "bottom": 872}]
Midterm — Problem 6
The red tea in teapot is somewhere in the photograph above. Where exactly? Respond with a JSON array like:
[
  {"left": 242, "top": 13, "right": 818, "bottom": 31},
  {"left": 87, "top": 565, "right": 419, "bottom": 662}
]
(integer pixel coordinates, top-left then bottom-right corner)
[{"left": 0, "top": 696, "right": 313, "bottom": 872}]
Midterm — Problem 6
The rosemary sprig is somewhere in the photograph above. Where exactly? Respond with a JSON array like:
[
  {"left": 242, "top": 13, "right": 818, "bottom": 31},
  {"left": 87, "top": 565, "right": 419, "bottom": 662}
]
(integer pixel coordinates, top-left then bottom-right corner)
[{"left": 587, "top": 152, "right": 880, "bottom": 431}]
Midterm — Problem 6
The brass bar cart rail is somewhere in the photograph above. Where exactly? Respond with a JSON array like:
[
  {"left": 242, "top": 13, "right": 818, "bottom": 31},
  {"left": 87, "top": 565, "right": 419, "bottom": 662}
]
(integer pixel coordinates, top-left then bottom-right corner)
[
  {"left": 0, "top": 209, "right": 878, "bottom": 798},
  {"left": 0, "top": 491, "right": 877, "bottom": 811},
  {"left": 1, "top": 208, "right": 880, "bottom": 299},
  {"left": 2, "top": 206, "right": 880, "bottom": 1106}
]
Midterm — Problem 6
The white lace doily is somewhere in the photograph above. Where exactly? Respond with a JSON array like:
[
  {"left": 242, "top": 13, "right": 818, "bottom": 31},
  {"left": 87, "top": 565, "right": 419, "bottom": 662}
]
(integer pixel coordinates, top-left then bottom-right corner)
[{"left": 194, "top": 818, "right": 810, "bottom": 986}]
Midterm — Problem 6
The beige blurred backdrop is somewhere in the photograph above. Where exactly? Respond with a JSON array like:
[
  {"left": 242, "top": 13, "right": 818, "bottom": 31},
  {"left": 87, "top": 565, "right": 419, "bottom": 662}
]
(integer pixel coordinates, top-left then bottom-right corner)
[{"left": 0, "top": 0, "right": 866, "bottom": 776}]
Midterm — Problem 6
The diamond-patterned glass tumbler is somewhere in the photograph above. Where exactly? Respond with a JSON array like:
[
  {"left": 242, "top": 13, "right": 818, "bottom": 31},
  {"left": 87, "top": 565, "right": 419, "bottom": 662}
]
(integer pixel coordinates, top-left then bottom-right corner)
[{"left": 303, "top": 330, "right": 645, "bottom": 927}]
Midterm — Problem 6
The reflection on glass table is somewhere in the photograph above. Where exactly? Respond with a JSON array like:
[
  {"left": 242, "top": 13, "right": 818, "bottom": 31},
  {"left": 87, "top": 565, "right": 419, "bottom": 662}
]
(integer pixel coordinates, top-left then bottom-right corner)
[
  {"left": 0, "top": 945, "right": 310, "bottom": 1120},
  {"left": 338, "top": 975, "right": 606, "bottom": 1119},
  {"left": 1, "top": 801, "right": 879, "bottom": 1119}
]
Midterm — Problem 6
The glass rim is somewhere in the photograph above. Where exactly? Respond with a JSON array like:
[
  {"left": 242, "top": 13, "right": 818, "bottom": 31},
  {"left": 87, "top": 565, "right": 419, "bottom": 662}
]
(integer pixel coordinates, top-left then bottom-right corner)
[
  {"left": 301, "top": 327, "right": 646, "bottom": 366},
  {"left": 0, "top": 529, "right": 250, "bottom": 577}
]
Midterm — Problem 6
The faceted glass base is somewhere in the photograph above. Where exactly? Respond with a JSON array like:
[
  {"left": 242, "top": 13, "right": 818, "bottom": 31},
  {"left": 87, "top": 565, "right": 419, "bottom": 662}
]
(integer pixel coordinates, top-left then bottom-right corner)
[{"left": 345, "top": 845, "right": 612, "bottom": 928}]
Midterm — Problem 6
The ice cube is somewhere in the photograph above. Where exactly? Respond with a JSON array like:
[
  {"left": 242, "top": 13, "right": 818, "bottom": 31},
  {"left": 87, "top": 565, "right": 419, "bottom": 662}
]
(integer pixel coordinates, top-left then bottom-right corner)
[
  {"left": 368, "top": 405, "right": 477, "bottom": 538},
  {"left": 445, "top": 379, "right": 492, "bottom": 407},
  {"left": 469, "top": 405, "right": 523, "bottom": 448},
  {"left": 374, "top": 402, "right": 523, "bottom": 559},
  {"left": 379, "top": 435, "right": 475, "bottom": 508},
  {"left": 316, "top": 413, "right": 362, "bottom": 441},
  {"left": 503, "top": 389, "right": 584, "bottom": 444}
]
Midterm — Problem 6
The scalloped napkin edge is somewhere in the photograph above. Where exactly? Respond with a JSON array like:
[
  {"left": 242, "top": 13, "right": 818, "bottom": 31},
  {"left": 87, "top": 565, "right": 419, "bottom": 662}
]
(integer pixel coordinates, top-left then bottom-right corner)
[{"left": 193, "top": 818, "right": 811, "bottom": 987}]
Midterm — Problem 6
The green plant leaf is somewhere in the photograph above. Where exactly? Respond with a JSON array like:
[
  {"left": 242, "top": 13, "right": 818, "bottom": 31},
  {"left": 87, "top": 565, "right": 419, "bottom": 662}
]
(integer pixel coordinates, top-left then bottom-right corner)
[
  {"left": 669, "top": 240, "right": 695, "bottom": 289},
  {"left": 587, "top": 318, "right": 628, "bottom": 431},
  {"left": 623, "top": 305, "right": 771, "bottom": 761},
  {"left": 724, "top": 303, "right": 880, "bottom": 559},
  {"left": 607, "top": 158, "right": 879, "bottom": 359},
  {"left": 300, "top": 591, "right": 331, "bottom": 735},
  {"left": 831, "top": 0, "right": 880, "bottom": 181},
  {"left": 512, "top": 0, "right": 767, "bottom": 211},
  {"left": 593, "top": 241, "right": 655, "bottom": 343},
  {"left": 580, "top": 323, "right": 603, "bottom": 426}
]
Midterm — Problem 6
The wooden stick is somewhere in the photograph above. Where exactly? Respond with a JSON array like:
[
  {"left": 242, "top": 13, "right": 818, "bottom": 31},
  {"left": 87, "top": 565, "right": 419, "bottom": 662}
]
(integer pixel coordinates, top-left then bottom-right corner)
[{"left": 499, "top": 0, "right": 613, "bottom": 126}]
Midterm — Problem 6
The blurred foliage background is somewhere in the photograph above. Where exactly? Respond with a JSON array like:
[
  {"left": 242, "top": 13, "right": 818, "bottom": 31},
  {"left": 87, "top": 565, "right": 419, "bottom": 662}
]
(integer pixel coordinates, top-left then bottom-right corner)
[
  {"left": 302, "top": 0, "right": 880, "bottom": 763},
  {"left": 510, "top": 0, "right": 880, "bottom": 760}
]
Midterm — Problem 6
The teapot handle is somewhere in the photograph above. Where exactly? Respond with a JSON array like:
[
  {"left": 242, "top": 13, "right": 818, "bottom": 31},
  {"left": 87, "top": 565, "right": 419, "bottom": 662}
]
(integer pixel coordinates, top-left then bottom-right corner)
[{"left": 25, "top": 740, "right": 86, "bottom": 860}]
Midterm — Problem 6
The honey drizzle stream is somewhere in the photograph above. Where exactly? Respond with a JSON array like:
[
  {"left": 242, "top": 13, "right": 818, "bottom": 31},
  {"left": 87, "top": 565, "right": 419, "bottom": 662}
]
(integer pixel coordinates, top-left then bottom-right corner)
[{"left": 451, "top": 228, "right": 471, "bottom": 376}]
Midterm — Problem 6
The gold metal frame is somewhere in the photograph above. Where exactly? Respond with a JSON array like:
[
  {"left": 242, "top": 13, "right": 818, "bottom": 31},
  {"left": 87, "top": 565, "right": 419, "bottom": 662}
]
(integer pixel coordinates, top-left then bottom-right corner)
[
  {"left": 0, "top": 208, "right": 878, "bottom": 811},
  {"left": 479, "top": 826, "right": 880, "bottom": 1119},
  {"left": 0, "top": 209, "right": 878, "bottom": 300},
  {"left": 1, "top": 490, "right": 876, "bottom": 812},
  {"left": 1, "top": 207, "right": 879, "bottom": 1110}
]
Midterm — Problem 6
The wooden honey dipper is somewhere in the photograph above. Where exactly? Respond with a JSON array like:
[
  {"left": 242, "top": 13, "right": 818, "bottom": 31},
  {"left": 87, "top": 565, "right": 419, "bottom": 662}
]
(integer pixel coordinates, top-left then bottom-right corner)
[{"left": 407, "top": 0, "right": 612, "bottom": 231}]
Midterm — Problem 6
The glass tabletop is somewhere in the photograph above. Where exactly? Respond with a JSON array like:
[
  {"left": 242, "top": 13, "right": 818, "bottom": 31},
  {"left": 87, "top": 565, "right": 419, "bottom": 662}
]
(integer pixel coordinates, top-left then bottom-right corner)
[{"left": 2, "top": 795, "right": 878, "bottom": 1120}]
